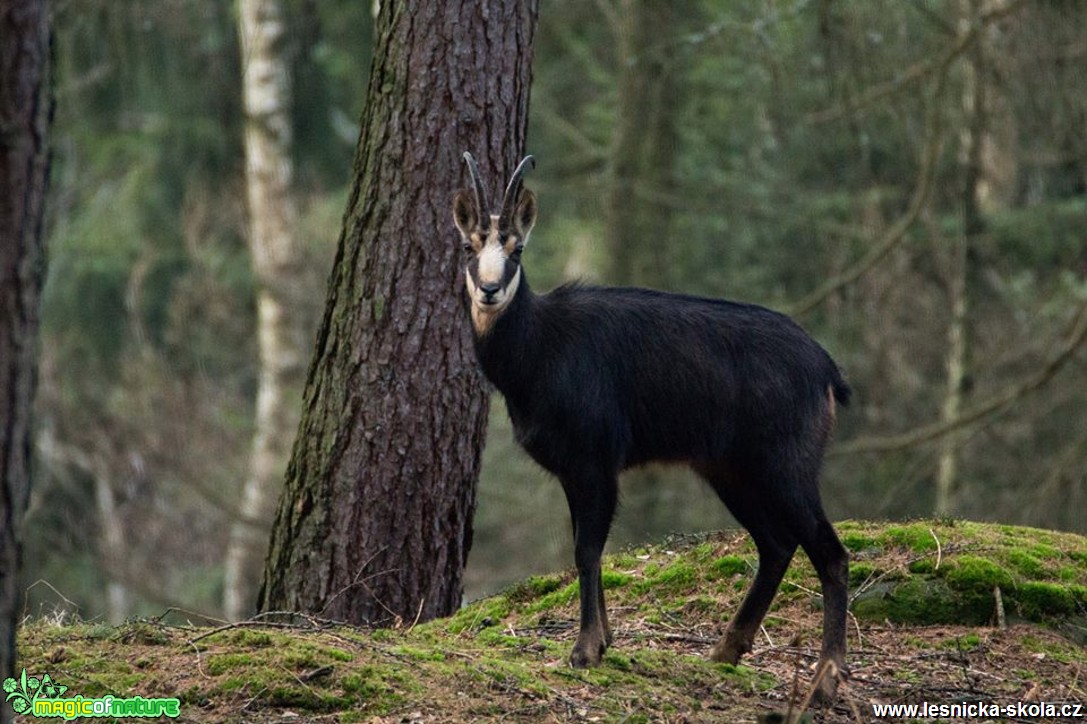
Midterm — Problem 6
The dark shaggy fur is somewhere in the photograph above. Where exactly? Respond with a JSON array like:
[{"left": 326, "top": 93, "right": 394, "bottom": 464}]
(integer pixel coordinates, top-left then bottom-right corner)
[{"left": 456, "top": 154, "right": 851, "bottom": 702}]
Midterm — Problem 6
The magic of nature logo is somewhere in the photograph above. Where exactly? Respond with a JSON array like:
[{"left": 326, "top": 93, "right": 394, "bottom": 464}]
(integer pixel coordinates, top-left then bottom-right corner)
[{"left": 4, "top": 668, "right": 180, "bottom": 719}]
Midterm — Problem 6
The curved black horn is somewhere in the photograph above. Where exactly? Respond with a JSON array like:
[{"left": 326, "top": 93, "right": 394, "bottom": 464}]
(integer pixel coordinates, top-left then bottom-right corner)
[
  {"left": 462, "top": 151, "right": 490, "bottom": 220},
  {"left": 499, "top": 155, "right": 536, "bottom": 225}
]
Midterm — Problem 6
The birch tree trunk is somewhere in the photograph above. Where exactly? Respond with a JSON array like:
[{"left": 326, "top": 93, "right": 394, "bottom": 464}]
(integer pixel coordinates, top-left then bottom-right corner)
[
  {"left": 258, "top": 0, "right": 539, "bottom": 626},
  {"left": 936, "top": 0, "right": 988, "bottom": 517},
  {"left": 0, "top": 0, "right": 52, "bottom": 705},
  {"left": 224, "top": 0, "right": 306, "bottom": 621}
]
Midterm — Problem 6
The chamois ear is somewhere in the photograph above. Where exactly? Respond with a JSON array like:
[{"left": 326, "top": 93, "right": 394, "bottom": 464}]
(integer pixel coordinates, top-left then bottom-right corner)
[
  {"left": 452, "top": 189, "right": 478, "bottom": 237},
  {"left": 513, "top": 189, "right": 537, "bottom": 240}
]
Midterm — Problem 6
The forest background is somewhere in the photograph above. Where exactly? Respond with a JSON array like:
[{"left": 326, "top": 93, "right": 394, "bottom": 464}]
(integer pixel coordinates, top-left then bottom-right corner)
[{"left": 26, "top": 0, "right": 1087, "bottom": 625}]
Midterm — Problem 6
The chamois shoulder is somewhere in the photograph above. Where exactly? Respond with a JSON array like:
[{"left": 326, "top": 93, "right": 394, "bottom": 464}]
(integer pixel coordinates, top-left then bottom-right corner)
[{"left": 537, "top": 282, "right": 803, "bottom": 332}]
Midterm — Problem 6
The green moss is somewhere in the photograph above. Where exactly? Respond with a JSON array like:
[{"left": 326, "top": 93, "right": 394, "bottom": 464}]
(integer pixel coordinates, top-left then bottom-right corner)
[
  {"left": 1019, "top": 634, "right": 1082, "bottom": 664},
  {"left": 1057, "top": 566, "right": 1079, "bottom": 582},
  {"left": 266, "top": 684, "right": 344, "bottom": 711},
  {"left": 1014, "top": 582, "right": 1076, "bottom": 618},
  {"left": 849, "top": 561, "right": 876, "bottom": 581},
  {"left": 506, "top": 574, "right": 564, "bottom": 602},
  {"left": 939, "top": 633, "right": 981, "bottom": 649},
  {"left": 446, "top": 596, "right": 513, "bottom": 633},
  {"left": 205, "top": 653, "right": 256, "bottom": 676},
  {"left": 390, "top": 644, "right": 446, "bottom": 662},
  {"left": 610, "top": 553, "right": 642, "bottom": 570},
  {"left": 942, "top": 556, "right": 1014, "bottom": 592},
  {"left": 636, "top": 561, "right": 697, "bottom": 593},
  {"left": 526, "top": 581, "right": 580, "bottom": 612},
  {"left": 852, "top": 578, "right": 971, "bottom": 625},
  {"left": 117, "top": 622, "right": 169, "bottom": 646},
  {"left": 230, "top": 629, "right": 274, "bottom": 647},
  {"left": 324, "top": 647, "right": 354, "bottom": 662},
  {"left": 711, "top": 555, "right": 749, "bottom": 578},
  {"left": 908, "top": 559, "right": 937, "bottom": 575},
  {"left": 603, "top": 651, "right": 633, "bottom": 670},
  {"left": 602, "top": 569, "right": 635, "bottom": 588},
  {"left": 340, "top": 665, "right": 412, "bottom": 710},
  {"left": 882, "top": 523, "right": 938, "bottom": 553},
  {"left": 1006, "top": 550, "right": 1050, "bottom": 579},
  {"left": 840, "top": 531, "right": 878, "bottom": 552},
  {"left": 1028, "top": 543, "right": 1062, "bottom": 560}
]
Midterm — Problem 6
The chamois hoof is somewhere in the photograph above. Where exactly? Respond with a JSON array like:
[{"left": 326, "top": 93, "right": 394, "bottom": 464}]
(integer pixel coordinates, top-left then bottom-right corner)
[
  {"left": 809, "top": 659, "right": 843, "bottom": 707},
  {"left": 708, "top": 636, "right": 747, "bottom": 665},
  {"left": 569, "top": 639, "right": 605, "bottom": 668}
]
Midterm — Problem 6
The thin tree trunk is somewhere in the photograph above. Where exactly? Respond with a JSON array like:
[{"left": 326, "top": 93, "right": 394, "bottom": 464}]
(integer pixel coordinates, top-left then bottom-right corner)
[
  {"left": 936, "top": 0, "right": 986, "bottom": 516},
  {"left": 604, "top": 0, "right": 680, "bottom": 287},
  {"left": 0, "top": 0, "right": 52, "bottom": 705},
  {"left": 934, "top": 228, "right": 967, "bottom": 517},
  {"left": 224, "top": 0, "right": 306, "bottom": 621},
  {"left": 259, "top": 0, "right": 539, "bottom": 626}
]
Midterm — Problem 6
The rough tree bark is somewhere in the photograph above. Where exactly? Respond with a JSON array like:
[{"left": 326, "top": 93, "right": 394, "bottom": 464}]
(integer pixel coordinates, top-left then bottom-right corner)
[
  {"left": 259, "top": 0, "right": 539, "bottom": 625},
  {"left": 224, "top": 0, "right": 307, "bottom": 622},
  {"left": 0, "top": 0, "right": 52, "bottom": 704}
]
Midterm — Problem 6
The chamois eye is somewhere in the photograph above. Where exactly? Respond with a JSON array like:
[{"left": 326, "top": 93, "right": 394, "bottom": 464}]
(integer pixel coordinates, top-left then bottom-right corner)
[
  {"left": 511, "top": 245, "right": 524, "bottom": 260},
  {"left": 462, "top": 241, "right": 473, "bottom": 253}
]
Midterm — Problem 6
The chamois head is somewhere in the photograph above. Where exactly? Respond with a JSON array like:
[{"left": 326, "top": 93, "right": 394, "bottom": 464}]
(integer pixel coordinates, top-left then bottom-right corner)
[{"left": 453, "top": 152, "right": 537, "bottom": 334}]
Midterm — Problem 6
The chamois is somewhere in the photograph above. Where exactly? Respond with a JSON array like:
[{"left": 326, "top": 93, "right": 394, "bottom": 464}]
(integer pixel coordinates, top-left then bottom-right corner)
[{"left": 453, "top": 152, "right": 852, "bottom": 702}]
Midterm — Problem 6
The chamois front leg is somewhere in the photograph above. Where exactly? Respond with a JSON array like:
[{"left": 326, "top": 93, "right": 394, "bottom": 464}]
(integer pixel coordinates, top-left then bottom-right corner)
[{"left": 561, "top": 470, "right": 618, "bottom": 668}]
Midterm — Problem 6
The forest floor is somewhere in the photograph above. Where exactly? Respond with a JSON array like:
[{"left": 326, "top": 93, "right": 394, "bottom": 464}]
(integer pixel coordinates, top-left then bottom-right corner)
[{"left": 12, "top": 520, "right": 1087, "bottom": 723}]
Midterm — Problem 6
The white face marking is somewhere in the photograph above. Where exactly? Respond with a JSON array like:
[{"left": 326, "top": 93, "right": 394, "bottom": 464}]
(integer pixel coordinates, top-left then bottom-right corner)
[
  {"left": 461, "top": 215, "right": 530, "bottom": 336},
  {"left": 477, "top": 239, "right": 507, "bottom": 285}
]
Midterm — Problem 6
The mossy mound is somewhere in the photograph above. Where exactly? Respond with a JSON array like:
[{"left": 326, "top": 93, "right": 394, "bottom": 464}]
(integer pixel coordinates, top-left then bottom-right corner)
[
  {"left": 14, "top": 520, "right": 1087, "bottom": 722},
  {"left": 844, "top": 520, "right": 1087, "bottom": 640}
]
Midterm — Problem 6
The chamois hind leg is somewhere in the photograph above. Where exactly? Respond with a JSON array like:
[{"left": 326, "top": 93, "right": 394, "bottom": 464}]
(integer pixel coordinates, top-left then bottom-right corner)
[
  {"left": 793, "top": 500, "right": 849, "bottom": 704},
  {"left": 699, "top": 465, "right": 798, "bottom": 666},
  {"left": 704, "top": 457, "right": 850, "bottom": 704},
  {"left": 560, "top": 468, "right": 618, "bottom": 668}
]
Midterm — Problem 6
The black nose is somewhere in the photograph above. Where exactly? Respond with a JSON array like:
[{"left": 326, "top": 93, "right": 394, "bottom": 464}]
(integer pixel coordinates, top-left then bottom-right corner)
[{"left": 480, "top": 282, "right": 502, "bottom": 298}]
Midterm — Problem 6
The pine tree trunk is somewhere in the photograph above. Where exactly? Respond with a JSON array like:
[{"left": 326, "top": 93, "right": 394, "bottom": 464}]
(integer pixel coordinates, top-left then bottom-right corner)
[
  {"left": 0, "top": 0, "right": 52, "bottom": 705},
  {"left": 223, "top": 0, "right": 306, "bottom": 622},
  {"left": 258, "top": 0, "right": 539, "bottom": 626}
]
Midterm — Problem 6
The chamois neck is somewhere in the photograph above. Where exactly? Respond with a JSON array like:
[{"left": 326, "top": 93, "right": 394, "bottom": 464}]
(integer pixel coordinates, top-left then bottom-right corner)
[{"left": 472, "top": 272, "right": 539, "bottom": 391}]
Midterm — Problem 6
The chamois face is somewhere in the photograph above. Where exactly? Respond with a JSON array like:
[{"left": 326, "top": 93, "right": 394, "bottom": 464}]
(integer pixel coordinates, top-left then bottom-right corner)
[{"left": 452, "top": 154, "right": 537, "bottom": 335}]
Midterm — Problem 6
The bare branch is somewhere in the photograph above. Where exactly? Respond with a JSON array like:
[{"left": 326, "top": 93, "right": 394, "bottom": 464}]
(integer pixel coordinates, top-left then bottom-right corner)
[
  {"left": 805, "top": 0, "right": 1026, "bottom": 125},
  {"left": 832, "top": 299, "right": 1087, "bottom": 456},
  {"left": 785, "top": 71, "right": 947, "bottom": 318}
]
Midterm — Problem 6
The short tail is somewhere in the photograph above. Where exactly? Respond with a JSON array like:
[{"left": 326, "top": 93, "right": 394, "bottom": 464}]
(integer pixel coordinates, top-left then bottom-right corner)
[{"left": 831, "top": 368, "right": 852, "bottom": 407}]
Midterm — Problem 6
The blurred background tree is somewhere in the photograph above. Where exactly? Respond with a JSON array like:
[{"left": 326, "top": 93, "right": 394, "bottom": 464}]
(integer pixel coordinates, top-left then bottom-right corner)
[{"left": 25, "top": 0, "right": 1087, "bottom": 621}]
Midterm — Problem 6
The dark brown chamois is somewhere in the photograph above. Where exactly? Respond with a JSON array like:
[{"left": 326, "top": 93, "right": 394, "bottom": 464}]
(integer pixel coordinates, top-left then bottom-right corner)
[{"left": 452, "top": 153, "right": 852, "bottom": 702}]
